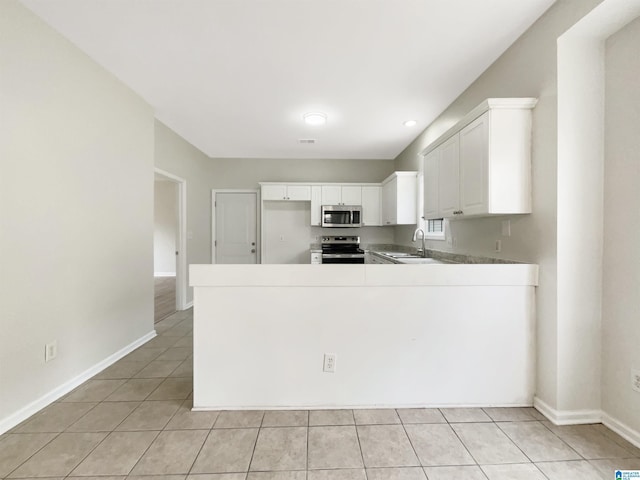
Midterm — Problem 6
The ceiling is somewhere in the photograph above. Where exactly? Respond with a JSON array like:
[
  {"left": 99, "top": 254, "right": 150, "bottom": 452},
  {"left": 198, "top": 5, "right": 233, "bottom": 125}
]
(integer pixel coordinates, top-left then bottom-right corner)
[{"left": 21, "top": 0, "right": 556, "bottom": 160}]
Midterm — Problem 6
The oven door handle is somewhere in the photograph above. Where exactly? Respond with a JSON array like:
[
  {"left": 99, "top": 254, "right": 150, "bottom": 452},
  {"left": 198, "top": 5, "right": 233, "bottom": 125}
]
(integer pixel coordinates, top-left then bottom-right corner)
[{"left": 322, "top": 253, "right": 365, "bottom": 259}]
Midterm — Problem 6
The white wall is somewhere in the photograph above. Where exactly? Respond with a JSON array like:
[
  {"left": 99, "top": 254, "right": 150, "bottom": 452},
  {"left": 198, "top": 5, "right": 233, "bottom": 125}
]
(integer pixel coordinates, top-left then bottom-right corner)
[
  {"left": 0, "top": 0, "right": 154, "bottom": 432},
  {"left": 154, "top": 120, "right": 212, "bottom": 306},
  {"left": 393, "top": 0, "right": 604, "bottom": 413},
  {"left": 602, "top": 15, "right": 640, "bottom": 437},
  {"left": 154, "top": 180, "right": 177, "bottom": 275}
]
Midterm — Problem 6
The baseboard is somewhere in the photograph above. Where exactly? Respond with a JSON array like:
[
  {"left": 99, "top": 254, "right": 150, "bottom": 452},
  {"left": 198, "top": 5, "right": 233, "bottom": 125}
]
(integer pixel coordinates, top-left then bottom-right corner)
[
  {"left": 184, "top": 301, "right": 193, "bottom": 309},
  {"left": 154, "top": 272, "right": 176, "bottom": 277},
  {"left": 602, "top": 412, "right": 640, "bottom": 449},
  {"left": 0, "top": 330, "right": 156, "bottom": 435},
  {"left": 534, "top": 396, "right": 602, "bottom": 425}
]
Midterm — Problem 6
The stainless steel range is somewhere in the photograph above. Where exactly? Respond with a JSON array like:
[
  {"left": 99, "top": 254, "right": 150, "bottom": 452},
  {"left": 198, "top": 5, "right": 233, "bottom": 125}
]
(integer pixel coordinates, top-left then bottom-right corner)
[{"left": 321, "top": 236, "right": 365, "bottom": 264}]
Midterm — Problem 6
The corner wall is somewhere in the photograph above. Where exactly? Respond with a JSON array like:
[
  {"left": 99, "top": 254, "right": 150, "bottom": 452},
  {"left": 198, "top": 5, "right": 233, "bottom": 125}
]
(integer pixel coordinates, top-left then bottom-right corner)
[
  {"left": 0, "top": 0, "right": 155, "bottom": 432},
  {"left": 602, "top": 15, "right": 640, "bottom": 439}
]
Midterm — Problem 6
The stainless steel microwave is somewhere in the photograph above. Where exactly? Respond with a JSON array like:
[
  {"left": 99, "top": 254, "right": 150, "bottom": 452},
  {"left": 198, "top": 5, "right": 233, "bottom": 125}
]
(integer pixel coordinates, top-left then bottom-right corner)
[{"left": 321, "top": 205, "right": 362, "bottom": 228}]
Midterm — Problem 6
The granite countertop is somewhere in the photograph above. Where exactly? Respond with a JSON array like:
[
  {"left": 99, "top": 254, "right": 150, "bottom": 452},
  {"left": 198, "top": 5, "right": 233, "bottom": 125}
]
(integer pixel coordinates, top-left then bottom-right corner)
[{"left": 366, "top": 244, "right": 522, "bottom": 264}]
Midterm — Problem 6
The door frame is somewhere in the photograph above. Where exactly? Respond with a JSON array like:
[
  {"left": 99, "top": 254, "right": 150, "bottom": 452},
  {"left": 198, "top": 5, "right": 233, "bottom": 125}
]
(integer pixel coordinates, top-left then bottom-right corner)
[
  {"left": 211, "top": 189, "right": 260, "bottom": 264},
  {"left": 154, "top": 168, "right": 188, "bottom": 311}
]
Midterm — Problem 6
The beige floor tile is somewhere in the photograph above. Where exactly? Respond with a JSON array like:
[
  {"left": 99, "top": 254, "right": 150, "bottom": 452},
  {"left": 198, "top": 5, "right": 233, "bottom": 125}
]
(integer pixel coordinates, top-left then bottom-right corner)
[
  {"left": 214, "top": 410, "right": 265, "bottom": 428},
  {"left": 404, "top": 424, "right": 475, "bottom": 466},
  {"left": 308, "top": 426, "right": 364, "bottom": 470},
  {"left": 123, "top": 347, "right": 168, "bottom": 363},
  {"left": 366, "top": 467, "right": 426, "bottom": 480},
  {"left": 248, "top": 472, "right": 306, "bottom": 480},
  {"left": 147, "top": 377, "right": 193, "bottom": 400},
  {"left": 262, "top": 411, "right": 308, "bottom": 427},
  {"left": 482, "top": 407, "right": 539, "bottom": 422},
  {"left": 61, "top": 380, "right": 126, "bottom": 402},
  {"left": 135, "top": 360, "right": 182, "bottom": 378},
  {"left": 156, "top": 347, "right": 192, "bottom": 361},
  {"left": 93, "top": 361, "right": 148, "bottom": 379},
  {"left": 591, "top": 457, "right": 640, "bottom": 478},
  {"left": 498, "top": 421, "right": 580, "bottom": 462},
  {"left": 526, "top": 408, "right": 547, "bottom": 421},
  {"left": 353, "top": 409, "right": 401, "bottom": 425},
  {"left": 173, "top": 336, "right": 194, "bottom": 348},
  {"left": 130, "top": 429, "right": 209, "bottom": 475},
  {"left": 106, "top": 378, "right": 163, "bottom": 401},
  {"left": 116, "top": 400, "right": 181, "bottom": 431},
  {"left": 439, "top": 408, "right": 491, "bottom": 423},
  {"left": 309, "top": 410, "right": 355, "bottom": 426},
  {"left": 191, "top": 428, "right": 259, "bottom": 474},
  {"left": 451, "top": 423, "right": 528, "bottom": 464},
  {"left": 357, "top": 425, "right": 419, "bottom": 468},
  {"left": 187, "top": 474, "right": 246, "bottom": 480},
  {"left": 481, "top": 463, "right": 546, "bottom": 480},
  {"left": 422, "top": 465, "right": 486, "bottom": 480},
  {"left": 397, "top": 409, "right": 446, "bottom": 424},
  {"left": 0, "top": 433, "right": 57, "bottom": 477},
  {"left": 165, "top": 399, "right": 219, "bottom": 430},
  {"left": 8, "top": 432, "right": 106, "bottom": 478},
  {"left": 67, "top": 402, "right": 139, "bottom": 432},
  {"left": 145, "top": 335, "right": 181, "bottom": 349},
  {"left": 307, "top": 469, "right": 367, "bottom": 480},
  {"left": 250, "top": 427, "right": 307, "bottom": 471},
  {"left": 542, "top": 422, "right": 633, "bottom": 459},
  {"left": 169, "top": 358, "right": 194, "bottom": 377},
  {"left": 70, "top": 430, "right": 159, "bottom": 476},
  {"left": 67, "top": 476, "right": 125, "bottom": 480},
  {"left": 128, "top": 476, "right": 185, "bottom": 480},
  {"left": 591, "top": 424, "right": 640, "bottom": 457},
  {"left": 14, "top": 402, "right": 96, "bottom": 433},
  {"left": 535, "top": 460, "right": 604, "bottom": 480}
]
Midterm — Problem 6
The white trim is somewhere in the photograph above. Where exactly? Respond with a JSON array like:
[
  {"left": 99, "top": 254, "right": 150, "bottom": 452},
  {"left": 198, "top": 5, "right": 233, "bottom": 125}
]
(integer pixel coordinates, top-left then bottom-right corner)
[
  {"left": 602, "top": 411, "right": 640, "bottom": 449},
  {"left": 154, "top": 272, "right": 176, "bottom": 277},
  {"left": 155, "top": 168, "right": 188, "bottom": 310},
  {"left": 185, "top": 301, "right": 193, "bottom": 309},
  {"left": 193, "top": 402, "right": 533, "bottom": 412},
  {"left": 0, "top": 331, "right": 156, "bottom": 435},
  {"left": 211, "top": 189, "right": 260, "bottom": 264},
  {"left": 533, "top": 396, "right": 602, "bottom": 425}
]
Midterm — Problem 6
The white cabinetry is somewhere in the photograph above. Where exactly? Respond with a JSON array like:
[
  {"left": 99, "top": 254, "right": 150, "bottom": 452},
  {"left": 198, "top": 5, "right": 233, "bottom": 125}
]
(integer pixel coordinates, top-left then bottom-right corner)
[
  {"left": 310, "top": 186, "right": 322, "bottom": 226},
  {"left": 422, "top": 98, "right": 537, "bottom": 220},
  {"left": 321, "top": 185, "right": 362, "bottom": 205},
  {"left": 381, "top": 172, "right": 417, "bottom": 225},
  {"left": 261, "top": 184, "right": 311, "bottom": 201},
  {"left": 361, "top": 186, "right": 381, "bottom": 226}
]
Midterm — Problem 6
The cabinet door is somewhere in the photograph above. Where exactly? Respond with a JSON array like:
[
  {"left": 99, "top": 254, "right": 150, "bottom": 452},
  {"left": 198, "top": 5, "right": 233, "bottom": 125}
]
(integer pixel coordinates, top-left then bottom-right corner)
[
  {"left": 286, "top": 185, "right": 311, "bottom": 201},
  {"left": 423, "top": 149, "right": 440, "bottom": 219},
  {"left": 381, "top": 178, "right": 398, "bottom": 225},
  {"left": 459, "top": 113, "right": 489, "bottom": 215},
  {"left": 261, "top": 184, "right": 287, "bottom": 201},
  {"left": 310, "top": 186, "right": 322, "bottom": 226},
  {"left": 321, "top": 185, "right": 342, "bottom": 205},
  {"left": 341, "top": 186, "right": 362, "bottom": 205},
  {"left": 438, "top": 135, "right": 460, "bottom": 217},
  {"left": 361, "top": 186, "right": 381, "bottom": 226}
]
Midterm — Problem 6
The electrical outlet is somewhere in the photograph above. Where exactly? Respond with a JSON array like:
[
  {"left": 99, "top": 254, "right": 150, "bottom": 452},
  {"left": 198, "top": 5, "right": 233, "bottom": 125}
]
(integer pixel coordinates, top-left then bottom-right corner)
[
  {"left": 45, "top": 341, "right": 57, "bottom": 362},
  {"left": 323, "top": 353, "right": 336, "bottom": 373},
  {"left": 632, "top": 369, "right": 640, "bottom": 393},
  {"left": 495, "top": 240, "right": 502, "bottom": 252}
]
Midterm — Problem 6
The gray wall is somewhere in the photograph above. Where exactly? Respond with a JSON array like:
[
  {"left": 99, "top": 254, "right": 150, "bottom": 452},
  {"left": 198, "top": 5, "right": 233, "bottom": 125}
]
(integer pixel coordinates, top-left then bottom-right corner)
[
  {"left": 0, "top": 0, "right": 154, "bottom": 429},
  {"left": 602, "top": 16, "right": 640, "bottom": 435}
]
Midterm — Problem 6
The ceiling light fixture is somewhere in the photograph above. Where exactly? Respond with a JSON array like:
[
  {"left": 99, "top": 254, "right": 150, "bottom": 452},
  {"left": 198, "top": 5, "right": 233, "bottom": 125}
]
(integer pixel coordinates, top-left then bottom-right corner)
[
  {"left": 403, "top": 120, "right": 417, "bottom": 127},
  {"left": 303, "top": 112, "right": 327, "bottom": 126}
]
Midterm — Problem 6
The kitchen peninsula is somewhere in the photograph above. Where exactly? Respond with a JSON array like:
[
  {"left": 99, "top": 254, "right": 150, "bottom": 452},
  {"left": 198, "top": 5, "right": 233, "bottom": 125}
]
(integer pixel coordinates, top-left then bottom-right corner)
[{"left": 190, "top": 262, "right": 538, "bottom": 411}]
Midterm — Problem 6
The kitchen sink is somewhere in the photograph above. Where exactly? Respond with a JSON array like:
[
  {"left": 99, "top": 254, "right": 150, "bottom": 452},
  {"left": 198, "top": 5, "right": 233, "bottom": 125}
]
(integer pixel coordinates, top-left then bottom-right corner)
[{"left": 395, "top": 257, "right": 447, "bottom": 264}]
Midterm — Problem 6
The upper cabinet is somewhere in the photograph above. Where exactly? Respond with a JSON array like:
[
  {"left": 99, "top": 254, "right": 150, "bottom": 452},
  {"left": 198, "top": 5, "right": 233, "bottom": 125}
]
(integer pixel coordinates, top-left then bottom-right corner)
[
  {"left": 361, "top": 186, "right": 381, "bottom": 226},
  {"left": 422, "top": 98, "right": 537, "bottom": 220},
  {"left": 381, "top": 172, "right": 417, "bottom": 225},
  {"left": 321, "top": 185, "right": 362, "bottom": 205},
  {"left": 261, "top": 184, "right": 311, "bottom": 201}
]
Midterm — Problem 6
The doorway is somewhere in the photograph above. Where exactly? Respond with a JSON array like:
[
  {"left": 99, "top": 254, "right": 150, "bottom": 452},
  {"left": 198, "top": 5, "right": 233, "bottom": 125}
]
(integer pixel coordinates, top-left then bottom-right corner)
[
  {"left": 154, "top": 168, "right": 187, "bottom": 322},
  {"left": 212, "top": 190, "right": 259, "bottom": 264}
]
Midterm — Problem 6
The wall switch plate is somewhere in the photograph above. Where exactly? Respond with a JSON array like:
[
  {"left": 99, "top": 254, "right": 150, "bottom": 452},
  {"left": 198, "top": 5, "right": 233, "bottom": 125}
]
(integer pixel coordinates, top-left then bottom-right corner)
[
  {"left": 495, "top": 240, "right": 502, "bottom": 252},
  {"left": 632, "top": 369, "right": 640, "bottom": 393},
  {"left": 323, "top": 353, "right": 336, "bottom": 373},
  {"left": 502, "top": 220, "right": 511, "bottom": 237},
  {"left": 45, "top": 341, "right": 57, "bottom": 362}
]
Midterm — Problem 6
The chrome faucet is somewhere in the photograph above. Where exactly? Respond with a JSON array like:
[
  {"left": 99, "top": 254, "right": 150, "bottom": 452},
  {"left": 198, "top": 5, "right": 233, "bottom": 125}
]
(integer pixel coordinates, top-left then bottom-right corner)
[{"left": 412, "top": 228, "right": 426, "bottom": 257}]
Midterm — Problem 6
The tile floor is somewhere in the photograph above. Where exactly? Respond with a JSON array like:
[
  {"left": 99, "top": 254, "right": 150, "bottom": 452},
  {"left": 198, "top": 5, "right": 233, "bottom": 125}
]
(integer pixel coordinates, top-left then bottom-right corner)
[{"left": 1, "top": 309, "right": 639, "bottom": 480}]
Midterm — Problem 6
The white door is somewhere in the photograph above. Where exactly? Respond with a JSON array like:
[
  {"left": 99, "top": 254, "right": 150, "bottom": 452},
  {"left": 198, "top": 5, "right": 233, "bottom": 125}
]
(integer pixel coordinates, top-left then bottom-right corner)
[{"left": 215, "top": 192, "right": 257, "bottom": 264}]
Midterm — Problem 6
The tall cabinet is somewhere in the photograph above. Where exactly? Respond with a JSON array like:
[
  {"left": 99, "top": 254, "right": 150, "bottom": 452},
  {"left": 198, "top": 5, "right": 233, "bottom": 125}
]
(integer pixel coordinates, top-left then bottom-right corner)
[{"left": 422, "top": 98, "right": 537, "bottom": 219}]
